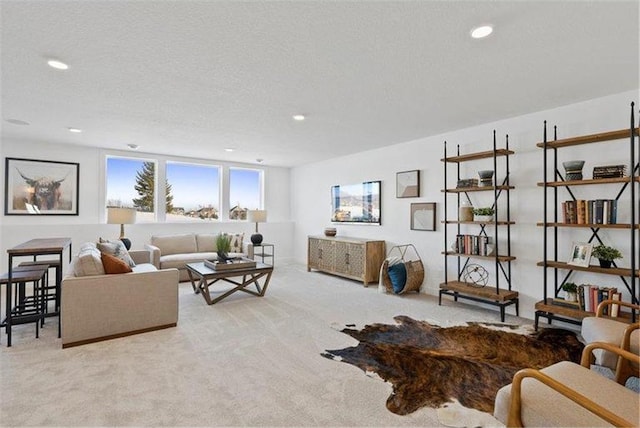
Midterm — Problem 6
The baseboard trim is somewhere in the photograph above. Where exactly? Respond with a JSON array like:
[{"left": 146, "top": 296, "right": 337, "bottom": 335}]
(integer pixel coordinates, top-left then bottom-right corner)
[{"left": 62, "top": 323, "right": 178, "bottom": 348}]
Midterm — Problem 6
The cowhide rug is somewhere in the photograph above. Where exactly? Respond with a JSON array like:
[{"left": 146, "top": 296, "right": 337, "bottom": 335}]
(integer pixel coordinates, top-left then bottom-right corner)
[{"left": 322, "top": 316, "right": 584, "bottom": 416}]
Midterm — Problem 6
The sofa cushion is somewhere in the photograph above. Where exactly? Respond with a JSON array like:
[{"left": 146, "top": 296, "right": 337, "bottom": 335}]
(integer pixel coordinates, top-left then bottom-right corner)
[
  {"left": 151, "top": 233, "right": 197, "bottom": 256},
  {"left": 74, "top": 243, "right": 105, "bottom": 277},
  {"left": 196, "top": 234, "right": 217, "bottom": 252},
  {"left": 132, "top": 263, "right": 158, "bottom": 273},
  {"left": 101, "top": 252, "right": 133, "bottom": 274},
  {"left": 97, "top": 240, "right": 136, "bottom": 267},
  {"left": 159, "top": 252, "right": 218, "bottom": 270}
]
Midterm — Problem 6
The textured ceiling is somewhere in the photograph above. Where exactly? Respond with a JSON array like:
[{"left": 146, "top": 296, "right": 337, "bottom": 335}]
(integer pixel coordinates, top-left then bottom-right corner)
[{"left": 1, "top": 1, "right": 638, "bottom": 167}]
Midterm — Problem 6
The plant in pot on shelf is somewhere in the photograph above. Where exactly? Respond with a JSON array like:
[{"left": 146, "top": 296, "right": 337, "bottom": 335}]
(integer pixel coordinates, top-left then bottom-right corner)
[
  {"left": 591, "top": 244, "right": 623, "bottom": 268},
  {"left": 216, "top": 234, "right": 232, "bottom": 262},
  {"left": 472, "top": 207, "right": 495, "bottom": 223},
  {"left": 561, "top": 282, "right": 578, "bottom": 302}
]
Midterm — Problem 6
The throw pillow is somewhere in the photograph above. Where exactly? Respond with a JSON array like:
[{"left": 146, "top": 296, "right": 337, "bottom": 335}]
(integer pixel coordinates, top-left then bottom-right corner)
[
  {"left": 74, "top": 242, "right": 105, "bottom": 277},
  {"left": 101, "top": 252, "right": 133, "bottom": 274},
  {"left": 224, "top": 233, "right": 244, "bottom": 253},
  {"left": 388, "top": 262, "right": 407, "bottom": 294},
  {"left": 97, "top": 240, "right": 136, "bottom": 267}
]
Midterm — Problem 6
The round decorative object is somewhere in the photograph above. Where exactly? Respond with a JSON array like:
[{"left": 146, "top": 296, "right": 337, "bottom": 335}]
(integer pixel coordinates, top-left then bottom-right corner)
[
  {"left": 462, "top": 264, "right": 489, "bottom": 288},
  {"left": 562, "top": 160, "right": 585, "bottom": 172},
  {"left": 324, "top": 227, "right": 337, "bottom": 237}
]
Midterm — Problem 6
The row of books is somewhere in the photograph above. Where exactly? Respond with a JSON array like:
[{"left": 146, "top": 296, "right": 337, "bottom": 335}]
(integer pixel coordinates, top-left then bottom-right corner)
[
  {"left": 453, "top": 234, "right": 492, "bottom": 256},
  {"left": 592, "top": 164, "right": 627, "bottom": 179},
  {"left": 553, "top": 285, "right": 622, "bottom": 315},
  {"left": 561, "top": 199, "right": 618, "bottom": 224},
  {"left": 456, "top": 178, "right": 479, "bottom": 188}
]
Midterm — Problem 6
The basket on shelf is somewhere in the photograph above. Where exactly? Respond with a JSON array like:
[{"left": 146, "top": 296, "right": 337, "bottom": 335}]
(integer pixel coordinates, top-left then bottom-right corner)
[{"left": 380, "top": 244, "right": 425, "bottom": 294}]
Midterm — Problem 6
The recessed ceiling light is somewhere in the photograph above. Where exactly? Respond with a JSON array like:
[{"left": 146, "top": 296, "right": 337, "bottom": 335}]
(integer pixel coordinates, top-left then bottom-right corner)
[
  {"left": 47, "top": 59, "right": 69, "bottom": 70},
  {"left": 293, "top": 114, "right": 305, "bottom": 121},
  {"left": 225, "top": 148, "right": 234, "bottom": 152},
  {"left": 471, "top": 25, "right": 493, "bottom": 39},
  {"left": 127, "top": 144, "right": 139, "bottom": 150},
  {"left": 256, "top": 158, "right": 264, "bottom": 163},
  {"left": 68, "top": 127, "right": 82, "bottom": 133},
  {"left": 6, "top": 119, "right": 30, "bottom": 126}
]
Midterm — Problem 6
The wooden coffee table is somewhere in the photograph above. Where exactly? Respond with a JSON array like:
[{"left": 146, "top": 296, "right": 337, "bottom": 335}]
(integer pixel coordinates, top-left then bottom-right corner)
[{"left": 186, "top": 261, "right": 274, "bottom": 305}]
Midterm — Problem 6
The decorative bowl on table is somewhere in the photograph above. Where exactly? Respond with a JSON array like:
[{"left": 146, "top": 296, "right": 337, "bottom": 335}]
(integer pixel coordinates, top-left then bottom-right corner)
[{"left": 324, "top": 227, "right": 337, "bottom": 237}]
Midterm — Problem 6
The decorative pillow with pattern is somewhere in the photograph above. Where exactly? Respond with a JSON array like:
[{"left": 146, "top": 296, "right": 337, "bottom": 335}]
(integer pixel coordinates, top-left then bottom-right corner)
[
  {"left": 224, "top": 233, "right": 244, "bottom": 253},
  {"left": 97, "top": 240, "right": 136, "bottom": 267},
  {"left": 101, "top": 252, "right": 133, "bottom": 274}
]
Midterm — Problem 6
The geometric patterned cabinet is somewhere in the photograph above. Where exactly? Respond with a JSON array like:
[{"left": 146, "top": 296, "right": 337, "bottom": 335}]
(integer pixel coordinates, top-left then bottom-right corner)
[{"left": 307, "top": 236, "right": 385, "bottom": 286}]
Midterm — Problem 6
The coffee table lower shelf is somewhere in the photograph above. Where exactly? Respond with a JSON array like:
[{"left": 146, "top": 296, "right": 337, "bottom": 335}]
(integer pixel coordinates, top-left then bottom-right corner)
[{"left": 439, "top": 281, "right": 519, "bottom": 322}]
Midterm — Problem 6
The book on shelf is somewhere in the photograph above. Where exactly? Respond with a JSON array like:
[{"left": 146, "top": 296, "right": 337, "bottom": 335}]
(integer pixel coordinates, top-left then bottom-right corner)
[
  {"left": 593, "top": 164, "right": 627, "bottom": 179},
  {"left": 561, "top": 199, "right": 617, "bottom": 224},
  {"left": 611, "top": 292, "right": 621, "bottom": 318}
]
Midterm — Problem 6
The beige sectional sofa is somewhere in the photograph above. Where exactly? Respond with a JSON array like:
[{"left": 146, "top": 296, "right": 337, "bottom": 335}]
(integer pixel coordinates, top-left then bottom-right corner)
[
  {"left": 61, "top": 246, "right": 179, "bottom": 348},
  {"left": 145, "top": 232, "right": 250, "bottom": 282}
]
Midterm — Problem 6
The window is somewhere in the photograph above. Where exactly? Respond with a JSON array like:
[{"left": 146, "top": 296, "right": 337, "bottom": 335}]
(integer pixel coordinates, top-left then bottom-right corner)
[
  {"left": 106, "top": 157, "right": 157, "bottom": 222},
  {"left": 229, "top": 168, "right": 262, "bottom": 220},
  {"left": 166, "top": 162, "right": 220, "bottom": 222}
]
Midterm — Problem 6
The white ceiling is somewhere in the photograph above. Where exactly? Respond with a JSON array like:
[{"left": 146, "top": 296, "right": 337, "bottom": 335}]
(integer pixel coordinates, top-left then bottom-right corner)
[{"left": 1, "top": 1, "right": 638, "bottom": 167}]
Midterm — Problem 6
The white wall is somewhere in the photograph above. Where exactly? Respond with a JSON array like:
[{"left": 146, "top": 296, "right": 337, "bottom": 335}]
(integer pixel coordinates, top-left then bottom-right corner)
[
  {"left": 291, "top": 90, "right": 639, "bottom": 321},
  {"left": 0, "top": 142, "right": 293, "bottom": 269}
]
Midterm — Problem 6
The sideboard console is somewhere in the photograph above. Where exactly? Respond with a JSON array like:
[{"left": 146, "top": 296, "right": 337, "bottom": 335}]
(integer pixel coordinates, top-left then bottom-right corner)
[{"left": 307, "top": 236, "right": 385, "bottom": 286}]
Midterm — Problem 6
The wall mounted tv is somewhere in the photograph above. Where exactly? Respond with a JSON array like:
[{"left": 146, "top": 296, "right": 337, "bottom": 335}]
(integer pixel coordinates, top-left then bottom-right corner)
[{"left": 331, "top": 180, "right": 381, "bottom": 225}]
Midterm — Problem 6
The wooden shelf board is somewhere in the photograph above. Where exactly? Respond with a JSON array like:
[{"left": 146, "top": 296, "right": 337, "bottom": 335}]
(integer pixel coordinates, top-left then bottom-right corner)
[
  {"left": 444, "top": 185, "right": 514, "bottom": 193},
  {"left": 440, "top": 281, "right": 518, "bottom": 302},
  {"left": 443, "top": 220, "right": 515, "bottom": 225},
  {"left": 535, "top": 299, "right": 594, "bottom": 319},
  {"left": 442, "top": 251, "right": 516, "bottom": 261},
  {"left": 535, "top": 222, "right": 635, "bottom": 229},
  {"left": 537, "top": 177, "right": 638, "bottom": 187},
  {"left": 536, "top": 128, "right": 639, "bottom": 148},
  {"left": 441, "top": 149, "right": 514, "bottom": 163},
  {"left": 537, "top": 260, "right": 639, "bottom": 277}
]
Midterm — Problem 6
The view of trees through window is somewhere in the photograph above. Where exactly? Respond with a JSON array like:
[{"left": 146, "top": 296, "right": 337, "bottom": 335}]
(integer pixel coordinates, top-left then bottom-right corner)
[
  {"left": 106, "top": 157, "right": 261, "bottom": 222},
  {"left": 166, "top": 161, "right": 220, "bottom": 222}
]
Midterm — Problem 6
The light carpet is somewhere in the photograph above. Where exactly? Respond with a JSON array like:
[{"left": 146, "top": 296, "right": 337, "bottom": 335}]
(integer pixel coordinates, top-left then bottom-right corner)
[{"left": 1, "top": 263, "right": 529, "bottom": 427}]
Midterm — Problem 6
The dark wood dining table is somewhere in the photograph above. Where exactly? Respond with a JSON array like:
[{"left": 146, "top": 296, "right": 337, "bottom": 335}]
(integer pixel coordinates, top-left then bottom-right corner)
[{"left": 4, "top": 238, "right": 72, "bottom": 346}]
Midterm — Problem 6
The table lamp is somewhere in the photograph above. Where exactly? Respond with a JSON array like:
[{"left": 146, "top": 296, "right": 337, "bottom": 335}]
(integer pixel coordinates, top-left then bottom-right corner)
[
  {"left": 247, "top": 210, "right": 267, "bottom": 245},
  {"left": 107, "top": 207, "right": 137, "bottom": 250}
]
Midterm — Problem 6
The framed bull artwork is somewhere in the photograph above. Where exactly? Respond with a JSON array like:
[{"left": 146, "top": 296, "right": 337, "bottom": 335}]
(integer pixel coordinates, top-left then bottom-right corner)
[{"left": 4, "top": 157, "right": 79, "bottom": 215}]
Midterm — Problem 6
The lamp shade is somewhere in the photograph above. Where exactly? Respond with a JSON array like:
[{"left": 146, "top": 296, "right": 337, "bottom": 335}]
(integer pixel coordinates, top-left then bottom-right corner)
[
  {"left": 107, "top": 207, "right": 137, "bottom": 224},
  {"left": 247, "top": 210, "right": 267, "bottom": 223}
]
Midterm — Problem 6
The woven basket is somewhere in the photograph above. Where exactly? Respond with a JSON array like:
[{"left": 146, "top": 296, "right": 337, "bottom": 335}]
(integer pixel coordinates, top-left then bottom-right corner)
[{"left": 381, "top": 244, "right": 425, "bottom": 294}]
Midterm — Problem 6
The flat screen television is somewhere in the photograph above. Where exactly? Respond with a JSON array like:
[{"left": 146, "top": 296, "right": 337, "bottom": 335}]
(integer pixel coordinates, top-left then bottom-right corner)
[{"left": 331, "top": 180, "right": 381, "bottom": 225}]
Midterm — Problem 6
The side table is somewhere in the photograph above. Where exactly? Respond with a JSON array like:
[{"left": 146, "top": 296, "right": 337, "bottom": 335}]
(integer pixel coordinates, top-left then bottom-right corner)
[{"left": 252, "top": 243, "right": 274, "bottom": 266}]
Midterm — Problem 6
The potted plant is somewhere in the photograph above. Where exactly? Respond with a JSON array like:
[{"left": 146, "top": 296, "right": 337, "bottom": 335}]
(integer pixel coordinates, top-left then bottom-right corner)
[
  {"left": 472, "top": 207, "right": 495, "bottom": 223},
  {"left": 591, "top": 244, "right": 623, "bottom": 268},
  {"left": 561, "top": 282, "right": 578, "bottom": 302},
  {"left": 216, "top": 233, "right": 232, "bottom": 261}
]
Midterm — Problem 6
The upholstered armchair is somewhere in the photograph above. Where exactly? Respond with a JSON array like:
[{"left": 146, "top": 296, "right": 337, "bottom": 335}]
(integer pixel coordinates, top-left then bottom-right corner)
[
  {"left": 581, "top": 299, "right": 640, "bottom": 383},
  {"left": 494, "top": 342, "right": 639, "bottom": 427}
]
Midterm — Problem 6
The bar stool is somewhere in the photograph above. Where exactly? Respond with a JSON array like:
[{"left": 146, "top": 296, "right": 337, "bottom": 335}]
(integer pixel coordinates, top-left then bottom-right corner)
[
  {"left": 18, "top": 259, "right": 62, "bottom": 313},
  {"left": 0, "top": 268, "right": 47, "bottom": 346}
]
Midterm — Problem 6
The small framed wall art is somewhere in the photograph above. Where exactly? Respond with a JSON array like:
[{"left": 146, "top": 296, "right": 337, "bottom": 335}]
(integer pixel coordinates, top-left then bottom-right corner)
[
  {"left": 411, "top": 202, "right": 436, "bottom": 231},
  {"left": 567, "top": 242, "right": 593, "bottom": 267},
  {"left": 396, "top": 170, "right": 420, "bottom": 198},
  {"left": 4, "top": 157, "right": 80, "bottom": 215}
]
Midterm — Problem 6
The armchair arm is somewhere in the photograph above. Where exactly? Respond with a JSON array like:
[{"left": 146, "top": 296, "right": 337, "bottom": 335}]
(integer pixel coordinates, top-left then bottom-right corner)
[
  {"left": 580, "top": 341, "right": 640, "bottom": 368},
  {"left": 507, "top": 367, "right": 633, "bottom": 428},
  {"left": 144, "top": 244, "right": 161, "bottom": 268},
  {"left": 129, "top": 249, "right": 151, "bottom": 265},
  {"left": 596, "top": 299, "right": 640, "bottom": 317}
]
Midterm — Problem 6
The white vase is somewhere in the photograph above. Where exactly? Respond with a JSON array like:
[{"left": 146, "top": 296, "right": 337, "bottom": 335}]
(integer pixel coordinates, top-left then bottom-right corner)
[
  {"left": 565, "top": 291, "right": 577, "bottom": 302},
  {"left": 474, "top": 215, "right": 494, "bottom": 223}
]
